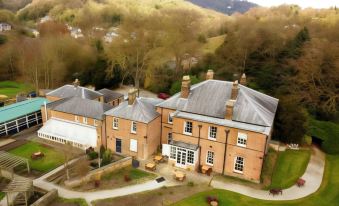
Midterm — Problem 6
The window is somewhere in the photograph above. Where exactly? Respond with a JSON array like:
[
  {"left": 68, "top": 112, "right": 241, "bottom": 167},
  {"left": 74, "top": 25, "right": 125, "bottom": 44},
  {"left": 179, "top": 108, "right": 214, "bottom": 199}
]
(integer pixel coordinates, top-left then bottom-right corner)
[
  {"left": 184, "top": 121, "right": 193, "bottom": 135},
  {"left": 83, "top": 117, "right": 88, "bottom": 124},
  {"left": 168, "top": 132, "right": 173, "bottom": 144},
  {"left": 75, "top": 116, "right": 79, "bottom": 122},
  {"left": 206, "top": 151, "right": 214, "bottom": 165},
  {"left": 168, "top": 113, "right": 173, "bottom": 124},
  {"left": 234, "top": 156, "right": 244, "bottom": 173},
  {"left": 131, "top": 121, "right": 137, "bottom": 133},
  {"left": 187, "top": 150, "right": 194, "bottom": 164},
  {"left": 94, "top": 120, "right": 98, "bottom": 126},
  {"left": 170, "top": 146, "right": 176, "bottom": 159},
  {"left": 130, "top": 139, "right": 138, "bottom": 152},
  {"left": 237, "top": 133, "right": 247, "bottom": 147},
  {"left": 208, "top": 126, "right": 217, "bottom": 139},
  {"left": 113, "top": 118, "right": 118, "bottom": 129}
]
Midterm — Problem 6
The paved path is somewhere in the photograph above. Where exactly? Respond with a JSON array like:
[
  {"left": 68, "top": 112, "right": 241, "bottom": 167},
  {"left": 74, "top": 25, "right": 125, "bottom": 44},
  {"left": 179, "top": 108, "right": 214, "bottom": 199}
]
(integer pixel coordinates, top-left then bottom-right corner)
[
  {"left": 33, "top": 159, "right": 166, "bottom": 205},
  {"left": 211, "top": 146, "right": 325, "bottom": 201}
]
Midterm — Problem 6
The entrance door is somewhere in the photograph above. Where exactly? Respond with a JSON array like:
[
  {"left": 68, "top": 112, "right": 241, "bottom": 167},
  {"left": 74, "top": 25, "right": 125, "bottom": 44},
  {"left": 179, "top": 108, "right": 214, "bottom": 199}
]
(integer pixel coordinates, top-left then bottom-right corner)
[
  {"left": 116, "top": 138, "right": 122, "bottom": 153},
  {"left": 176, "top": 148, "right": 187, "bottom": 168}
]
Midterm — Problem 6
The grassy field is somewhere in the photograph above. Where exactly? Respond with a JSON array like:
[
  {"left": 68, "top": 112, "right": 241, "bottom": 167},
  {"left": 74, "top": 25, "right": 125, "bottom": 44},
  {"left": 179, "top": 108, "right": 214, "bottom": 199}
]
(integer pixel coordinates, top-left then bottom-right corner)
[
  {"left": 9, "top": 141, "right": 65, "bottom": 173},
  {"left": 201, "top": 35, "right": 226, "bottom": 54},
  {"left": 173, "top": 155, "right": 339, "bottom": 206},
  {"left": 0, "top": 81, "right": 33, "bottom": 98},
  {"left": 261, "top": 148, "right": 279, "bottom": 187},
  {"left": 270, "top": 149, "right": 311, "bottom": 189},
  {"left": 51, "top": 198, "right": 88, "bottom": 206}
]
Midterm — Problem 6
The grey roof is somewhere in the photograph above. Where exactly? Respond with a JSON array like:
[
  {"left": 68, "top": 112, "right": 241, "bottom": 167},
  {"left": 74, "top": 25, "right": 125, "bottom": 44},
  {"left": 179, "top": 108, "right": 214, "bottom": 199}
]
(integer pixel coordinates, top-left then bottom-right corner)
[
  {"left": 157, "top": 80, "right": 278, "bottom": 127},
  {"left": 46, "top": 85, "right": 103, "bottom": 100},
  {"left": 98, "top": 88, "right": 124, "bottom": 103},
  {"left": 105, "top": 97, "right": 163, "bottom": 123},
  {"left": 48, "top": 97, "right": 113, "bottom": 120},
  {"left": 172, "top": 140, "right": 199, "bottom": 151}
]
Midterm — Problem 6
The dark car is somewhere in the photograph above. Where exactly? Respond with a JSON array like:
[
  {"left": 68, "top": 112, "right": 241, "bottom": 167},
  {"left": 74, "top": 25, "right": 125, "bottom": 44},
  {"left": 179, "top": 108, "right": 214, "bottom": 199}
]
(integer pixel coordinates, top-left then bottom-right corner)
[
  {"left": 158, "top": 93, "right": 170, "bottom": 100},
  {"left": 27, "top": 91, "right": 37, "bottom": 98}
]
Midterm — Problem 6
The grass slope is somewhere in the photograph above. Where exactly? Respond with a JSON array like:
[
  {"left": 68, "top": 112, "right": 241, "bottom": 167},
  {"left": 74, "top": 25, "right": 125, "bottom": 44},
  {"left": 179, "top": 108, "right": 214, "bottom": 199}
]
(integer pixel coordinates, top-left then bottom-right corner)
[
  {"left": 9, "top": 141, "right": 64, "bottom": 172},
  {"left": 0, "top": 81, "right": 33, "bottom": 98},
  {"left": 270, "top": 149, "right": 311, "bottom": 189},
  {"left": 173, "top": 155, "right": 339, "bottom": 206},
  {"left": 201, "top": 35, "right": 226, "bottom": 54}
]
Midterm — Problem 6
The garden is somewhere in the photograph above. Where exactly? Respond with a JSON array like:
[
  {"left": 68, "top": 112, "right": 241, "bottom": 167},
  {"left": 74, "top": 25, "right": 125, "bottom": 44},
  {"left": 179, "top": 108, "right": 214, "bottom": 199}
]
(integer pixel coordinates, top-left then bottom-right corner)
[{"left": 9, "top": 141, "right": 65, "bottom": 174}]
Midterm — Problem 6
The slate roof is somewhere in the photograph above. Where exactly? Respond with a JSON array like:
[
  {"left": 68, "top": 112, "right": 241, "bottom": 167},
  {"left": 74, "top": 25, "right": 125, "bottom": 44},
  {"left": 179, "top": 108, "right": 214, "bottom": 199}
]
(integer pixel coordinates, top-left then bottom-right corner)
[
  {"left": 47, "top": 97, "right": 113, "bottom": 120},
  {"left": 157, "top": 80, "right": 278, "bottom": 128},
  {"left": 46, "top": 85, "right": 103, "bottom": 100},
  {"left": 98, "top": 88, "right": 124, "bottom": 103},
  {"left": 105, "top": 97, "right": 163, "bottom": 123}
]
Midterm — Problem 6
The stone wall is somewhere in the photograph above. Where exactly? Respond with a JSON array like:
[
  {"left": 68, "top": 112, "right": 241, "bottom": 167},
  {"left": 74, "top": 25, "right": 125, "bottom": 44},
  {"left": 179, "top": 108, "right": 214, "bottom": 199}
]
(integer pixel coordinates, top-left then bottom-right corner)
[
  {"left": 64, "top": 156, "right": 132, "bottom": 188},
  {"left": 31, "top": 189, "right": 58, "bottom": 206}
]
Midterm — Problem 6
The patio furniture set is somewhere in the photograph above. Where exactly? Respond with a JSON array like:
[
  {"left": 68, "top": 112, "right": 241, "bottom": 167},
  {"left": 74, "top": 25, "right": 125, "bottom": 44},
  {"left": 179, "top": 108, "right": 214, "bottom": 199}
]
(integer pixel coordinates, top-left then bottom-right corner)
[{"left": 269, "top": 178, "right": 306, "bottom": 196}]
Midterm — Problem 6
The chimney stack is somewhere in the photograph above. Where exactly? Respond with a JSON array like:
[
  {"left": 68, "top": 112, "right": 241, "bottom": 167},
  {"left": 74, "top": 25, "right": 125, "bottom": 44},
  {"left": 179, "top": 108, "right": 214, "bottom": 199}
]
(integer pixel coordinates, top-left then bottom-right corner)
[
  {"left": 240, "top": 73, "right": 247, "bottom": 86},
  {"left": 73, "top": 79, "right": 80, "bottom": 88},
  {"left": 181, "top": 75, "right": 191, "bottom": 98},
  {"left": 225, "top": 100, "right": 235, "bottom": 120},
  {"left": 206, "top": 70, "right": 214, "bottom": 80},
  {"left": 231, "top": 80, "right": 239, "bottom": 100},
  {"left": 128, "top": 88, "right": 137, "bottom": 105}
]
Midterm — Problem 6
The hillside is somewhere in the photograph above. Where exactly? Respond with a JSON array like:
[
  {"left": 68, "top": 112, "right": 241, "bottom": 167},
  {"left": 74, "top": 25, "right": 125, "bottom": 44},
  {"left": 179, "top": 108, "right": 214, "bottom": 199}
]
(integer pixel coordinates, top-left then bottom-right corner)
[
  {"left": 0, "top": 0, "right": 32, "bottom": 11},
  {"left": 187, "top": 0, "right": 257, "bottom": 14}
]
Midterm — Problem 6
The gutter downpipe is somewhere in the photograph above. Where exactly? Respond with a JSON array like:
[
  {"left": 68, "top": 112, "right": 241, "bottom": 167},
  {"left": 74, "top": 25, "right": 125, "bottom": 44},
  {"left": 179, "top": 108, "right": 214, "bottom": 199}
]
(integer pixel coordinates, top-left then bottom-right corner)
[
  {"left": 222, "top": 129, "right": 230, "bottom": 175},
  {"left": 44, "top": 101, "right": 48, "bottom": 121},
  {"left": 198, "top": 125, "right": 202, "bottom": 172}
]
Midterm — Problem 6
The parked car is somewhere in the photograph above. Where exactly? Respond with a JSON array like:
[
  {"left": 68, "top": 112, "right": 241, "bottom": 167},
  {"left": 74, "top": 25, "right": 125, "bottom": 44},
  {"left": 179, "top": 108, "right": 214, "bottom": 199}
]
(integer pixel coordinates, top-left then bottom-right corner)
[
  {"left": 27, "top": 91, "right": 37, "bottom": 98},
  {"left": 158, "top": 93, "right": 170, "bottom": 100}
]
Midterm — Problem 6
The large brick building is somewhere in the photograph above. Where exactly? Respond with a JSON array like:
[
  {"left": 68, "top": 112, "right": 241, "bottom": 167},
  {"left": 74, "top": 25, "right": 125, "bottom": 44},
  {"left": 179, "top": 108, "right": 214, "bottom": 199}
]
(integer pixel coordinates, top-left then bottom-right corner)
[
  {"left": 38, "top": 73, "right": 278, "bottom": 182},
  {"left": 157, "top": 71, "right": 278, "bottom": 182}
]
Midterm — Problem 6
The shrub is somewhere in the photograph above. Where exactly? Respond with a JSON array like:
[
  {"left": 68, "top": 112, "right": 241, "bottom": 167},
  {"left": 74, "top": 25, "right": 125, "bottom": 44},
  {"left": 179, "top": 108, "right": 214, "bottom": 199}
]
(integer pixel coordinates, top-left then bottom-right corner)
[
  {"left": 87, "top": 151, "right": 98, "bottom": 160},
  {"left": 187, "top": 181, "right": 195, "bottom": 187},
  {"left": 169, "top": 75, "right": 201, "bottom": 95},
  {"left": 206, "top": 196, "right": 218, "bottom": 203},
  {"left": 124, "top": 174, "right": 131, "bottom": 182},
  {"left": 102, "top": 149, "right": 112, "bottom": 166},
  {"left": 0, "top": 35, "right": 7, "bottom": 45}
]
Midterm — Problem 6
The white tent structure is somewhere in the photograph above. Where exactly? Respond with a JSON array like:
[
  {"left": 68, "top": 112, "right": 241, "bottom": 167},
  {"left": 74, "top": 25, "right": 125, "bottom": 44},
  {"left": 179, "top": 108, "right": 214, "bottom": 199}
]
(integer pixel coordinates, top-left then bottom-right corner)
[{"left": 38, "top": 118, "right": 97, "bottom": 150}]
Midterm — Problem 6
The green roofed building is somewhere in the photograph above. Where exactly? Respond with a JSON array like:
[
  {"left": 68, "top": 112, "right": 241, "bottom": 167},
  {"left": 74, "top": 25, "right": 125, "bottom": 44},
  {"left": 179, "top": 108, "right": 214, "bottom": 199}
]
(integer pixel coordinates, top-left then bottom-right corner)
[{"left": 0, "top": 98, "right": 49, "bottom": 136}]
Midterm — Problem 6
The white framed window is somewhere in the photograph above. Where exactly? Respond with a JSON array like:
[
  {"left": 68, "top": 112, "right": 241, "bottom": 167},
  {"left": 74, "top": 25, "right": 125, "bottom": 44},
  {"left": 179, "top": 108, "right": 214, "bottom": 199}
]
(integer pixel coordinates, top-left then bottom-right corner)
[
  {"left": 170, "top": 146, "right": 176, "bottom": 159},
  {"left": 208, "top": 126, "right": 217, "bottom": 140},
  {"left": 113, "top": 118, "right": 119, "bottom": 129},
  {"left": 168, "top": 113, "right": 173, "bottom": 124},
  {"left": 168, "top": 132, "right": 173, "bottom": 144},
  {"left": 75, "top": 116, "right": 79, "bottom": 122},
  {"left": 237, "top": 133, "right": 247, "bottom": 147},
  {"left": 94, "top": 119, "right": 98, "bottom": 126},
  {"left": 131, "top": 121, "right": 137, "bottom": 134},
  {"left": 234, "top": 156, "right": 244, "bottom": 173},
  {"left": 130, "top": 139, "right": 138, "bottom": 152},
  {"left": 187, "top": 150, "right": 194, "bottom": 164},
  {"left": 206, "top": 151, "right": 214, "bottom": 165},
  {"left": 83, "top": 117, "right": 88, "bottom": 124},
  {"left": 184, "top": 121, "right": 192, "bottom": 135}
]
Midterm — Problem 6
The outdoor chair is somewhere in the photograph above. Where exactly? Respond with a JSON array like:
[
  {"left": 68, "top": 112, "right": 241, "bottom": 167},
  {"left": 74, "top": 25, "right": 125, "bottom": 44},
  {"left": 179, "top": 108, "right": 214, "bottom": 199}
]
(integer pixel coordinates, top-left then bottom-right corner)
[{"left": 269, "top": 188, "right": 283, "bottom": 196}]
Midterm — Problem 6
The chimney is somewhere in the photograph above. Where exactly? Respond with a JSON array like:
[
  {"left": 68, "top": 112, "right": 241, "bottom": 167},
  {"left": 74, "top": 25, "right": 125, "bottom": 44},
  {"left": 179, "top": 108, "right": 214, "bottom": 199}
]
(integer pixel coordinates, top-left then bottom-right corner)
[
  {"left": 181, "top": 75, "right": 191, "bottom": 98},
  {"left": 128, "top": 88, "right": 137, "bottom": 105},
  {"left": 225, "top": 99, "right": 235, "bottom": 120},
  {"left": 240, "top": 73, "right": 247, "bottom": 86},
  {"left": 73, "top": 79, "right": 80, "bottom": 88},
  {"left": 206, "top": 70, "right": 214, "bottom": 80},
  {"left": 231, "top": 80, "right": 239, "bottom": 100}
]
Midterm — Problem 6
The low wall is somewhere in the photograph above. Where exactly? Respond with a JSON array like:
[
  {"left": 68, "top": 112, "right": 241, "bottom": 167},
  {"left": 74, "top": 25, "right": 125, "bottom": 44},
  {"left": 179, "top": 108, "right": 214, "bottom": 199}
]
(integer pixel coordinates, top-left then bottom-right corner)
[
  {"left": 65, "top": 156, "right": 132, "bottom": 188},
  {"left": 31, "top": 189, "right": 58, "bottom": 206}
]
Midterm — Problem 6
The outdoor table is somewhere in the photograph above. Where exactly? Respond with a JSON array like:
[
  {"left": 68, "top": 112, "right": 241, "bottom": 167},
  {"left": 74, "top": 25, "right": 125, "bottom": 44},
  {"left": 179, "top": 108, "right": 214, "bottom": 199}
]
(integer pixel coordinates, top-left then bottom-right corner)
[
  {"left": 174, "top": 171, "right": 186, "bottom": 181},
  {"left": 145, "top": 163, "right": 156, "bottom": 171},
  {"left": 154, "top": 155, "right": 163, "bottom": 163},
  {"left": 201, "top": 165, "right": 211, "bottom": 174}
]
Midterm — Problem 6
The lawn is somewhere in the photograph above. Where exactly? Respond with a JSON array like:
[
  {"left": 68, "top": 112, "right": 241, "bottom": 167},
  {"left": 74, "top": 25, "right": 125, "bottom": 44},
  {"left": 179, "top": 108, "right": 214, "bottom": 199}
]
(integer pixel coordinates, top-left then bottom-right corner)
[
  {"left": 0, "top": 81, "right": 33, "bottom": 98},
  {"left": 270, "top": 149, "right": 311, "bottom": 189},
  {"left": 173, "top": 155, "right": 339, "bottom": 206},
  {"left": 261, "top": 147, "right": 279, "bottom": 187},
  {"left": 9, "top": 141, "right": 65, "bottom": 173},
  {"left": 51, "top": 198, "right": 88, "bottom": 206}
]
